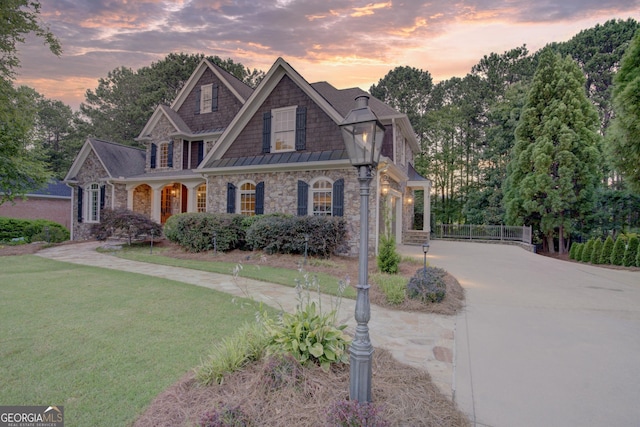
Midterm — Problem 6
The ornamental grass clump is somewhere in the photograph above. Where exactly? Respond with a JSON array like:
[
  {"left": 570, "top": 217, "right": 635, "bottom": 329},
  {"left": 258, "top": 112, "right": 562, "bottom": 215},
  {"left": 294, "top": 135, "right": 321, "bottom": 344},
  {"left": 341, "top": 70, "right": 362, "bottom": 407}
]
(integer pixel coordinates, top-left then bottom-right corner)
[{"left": 407, "top": 267, "right": 447, "bottom": 303}]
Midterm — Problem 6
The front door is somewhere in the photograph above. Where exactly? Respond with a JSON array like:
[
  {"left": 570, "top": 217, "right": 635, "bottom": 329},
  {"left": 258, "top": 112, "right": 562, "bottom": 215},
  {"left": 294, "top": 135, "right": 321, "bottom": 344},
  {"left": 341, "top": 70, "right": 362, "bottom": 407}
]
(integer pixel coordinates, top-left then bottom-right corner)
[{"left": 161, "top": 186, "right": 173, "bottom": 224}]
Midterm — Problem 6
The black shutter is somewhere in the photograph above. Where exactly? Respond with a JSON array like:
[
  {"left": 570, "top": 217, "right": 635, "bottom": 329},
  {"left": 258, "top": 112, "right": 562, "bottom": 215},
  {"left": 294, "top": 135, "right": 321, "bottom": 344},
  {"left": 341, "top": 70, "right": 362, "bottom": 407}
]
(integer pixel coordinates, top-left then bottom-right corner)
[
  {"left": 255, "top": 182, "right": 264, "bottom": 215},
  {"left": 297, "top": 180, "right": 308, "bottom": 216},
  {"left": 195, "top": 87, "right": 201, "bottom": 115},
  {"left": 262, "top": 111, "right": 271, "bottom": 153},
  {"left": 197, "top": 141, "right": 204, "bottom": 164},
  {"left": 295, "top": 106, "right": 307, "bottom": 150},
  {"left": 212, "top": 84, "right": 218, "bottom": 112},
  {"left": 332, "top": 179, "right": 344, "bottom": 217},
  {"left": 168, "top": 140, "right": 174, "bottom": 167},
  {"left": 99, "top": 185, "right": 105, "bottom": 210},
  {"left": 77, "top": 187, "right": 83, "bottom": 223},
  {"left": 150, "top": 143, "right": 157, "bottom": 169},
  {"left": 226, "top": 183, "right": 236, "bottom": 213}
]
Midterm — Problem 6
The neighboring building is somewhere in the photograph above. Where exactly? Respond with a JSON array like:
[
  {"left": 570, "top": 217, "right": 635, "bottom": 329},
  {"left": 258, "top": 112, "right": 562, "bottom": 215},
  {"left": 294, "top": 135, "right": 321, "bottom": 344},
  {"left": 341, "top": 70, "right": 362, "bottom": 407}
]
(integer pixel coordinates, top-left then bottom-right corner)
[
  {"left": 0, "top": 181, "right": 72, "bottom": 229},
  {"left": 64, "top": 58, "right": 431, "bottom": 254}
]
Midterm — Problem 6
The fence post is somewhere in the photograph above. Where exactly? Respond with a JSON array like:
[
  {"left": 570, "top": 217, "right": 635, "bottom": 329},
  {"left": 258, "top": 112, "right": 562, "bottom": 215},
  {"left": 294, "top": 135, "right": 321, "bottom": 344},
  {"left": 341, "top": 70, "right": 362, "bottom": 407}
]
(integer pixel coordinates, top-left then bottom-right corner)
[{"left": 500, "top": 225, "right": 504, "bottom": 241}]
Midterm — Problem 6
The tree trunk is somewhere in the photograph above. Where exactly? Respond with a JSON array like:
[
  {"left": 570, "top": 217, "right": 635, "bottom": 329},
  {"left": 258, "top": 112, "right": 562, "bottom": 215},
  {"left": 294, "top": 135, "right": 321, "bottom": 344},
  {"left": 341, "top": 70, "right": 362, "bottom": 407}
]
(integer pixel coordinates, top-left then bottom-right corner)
[
  {"left": 546, "top": 232, "right": 556, "bottom": 254},
  {"left": 559, "top": 224, "right": 565, "bottom": 254}
]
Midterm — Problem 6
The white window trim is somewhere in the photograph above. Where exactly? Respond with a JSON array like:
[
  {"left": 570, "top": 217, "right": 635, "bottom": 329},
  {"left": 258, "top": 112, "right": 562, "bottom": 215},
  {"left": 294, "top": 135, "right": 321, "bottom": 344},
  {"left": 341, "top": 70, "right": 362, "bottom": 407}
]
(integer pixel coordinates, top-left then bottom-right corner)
[
  {"left": 85, "top": 183, "right": 100, "bottom": 223},
  {"left": 200, "top": 84, "right": 213, "bottom": 114},
  {"left": 271, "top": 105, "right": 296, "bottom": 153},
  {"left": 236, "top": 180, "right": 256, "bottom": 216},
  {"left": 196, "top": 183, "right": 207, "bottom": 213},
  {"left": 159, "top": 141, "right": 170, "bottom": 168},
  {"left": 309, "top": 177, "right": 333, "bottom": 217}
]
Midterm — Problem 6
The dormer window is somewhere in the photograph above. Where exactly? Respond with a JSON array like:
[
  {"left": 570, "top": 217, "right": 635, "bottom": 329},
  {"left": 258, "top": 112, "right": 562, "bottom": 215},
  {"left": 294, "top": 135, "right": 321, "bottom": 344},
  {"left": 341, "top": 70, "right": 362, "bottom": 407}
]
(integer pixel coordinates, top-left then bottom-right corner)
[{"left": 200, "top": 83, "right": 218, "bottom": 114}]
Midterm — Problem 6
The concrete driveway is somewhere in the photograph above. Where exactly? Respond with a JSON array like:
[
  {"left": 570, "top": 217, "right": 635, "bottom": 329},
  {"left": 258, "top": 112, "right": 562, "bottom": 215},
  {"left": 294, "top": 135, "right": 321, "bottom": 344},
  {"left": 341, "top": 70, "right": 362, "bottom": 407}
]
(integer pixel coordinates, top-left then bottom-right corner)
[{"left": 400, "top": 240, "right": 640, "bottom": 427}]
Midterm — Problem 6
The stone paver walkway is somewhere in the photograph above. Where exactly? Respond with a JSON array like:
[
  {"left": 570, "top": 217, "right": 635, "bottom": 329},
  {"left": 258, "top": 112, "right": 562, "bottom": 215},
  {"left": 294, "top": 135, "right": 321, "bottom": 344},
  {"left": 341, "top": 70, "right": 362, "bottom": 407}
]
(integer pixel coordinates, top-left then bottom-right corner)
[{"left": 36, "top": 241, "right": 457, "bottom": 398}]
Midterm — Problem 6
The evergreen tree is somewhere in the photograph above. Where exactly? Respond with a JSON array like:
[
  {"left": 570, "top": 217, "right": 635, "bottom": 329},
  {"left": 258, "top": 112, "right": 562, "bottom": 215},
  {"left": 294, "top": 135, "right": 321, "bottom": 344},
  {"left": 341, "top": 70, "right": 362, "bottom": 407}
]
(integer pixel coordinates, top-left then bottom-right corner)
[
  {"left": 611, "top": 235, "right": 627, "bottom": 265},
  {"left": 623, "top": 236, "right": 639, "bottom": 267},
  {"left": 590, "top": 238, "right": 603, "bottom": 264},
  {"left": 636, "top": 242, "right": 640, "bottom": 267},
  {"left": 503, "top": 51, "right": 601, "bottom": 253},
  {"left": 600, "top": 235, "right": 615, "bottom": 264},
  {"left": 581, "top": 239, "right": 595, "bottom": 263},
  {"left": 574, "top": 243, "right": 584, "bottom": 261},
  {"left": 608, "top": 30, "right": 640, "bottom": 191}
]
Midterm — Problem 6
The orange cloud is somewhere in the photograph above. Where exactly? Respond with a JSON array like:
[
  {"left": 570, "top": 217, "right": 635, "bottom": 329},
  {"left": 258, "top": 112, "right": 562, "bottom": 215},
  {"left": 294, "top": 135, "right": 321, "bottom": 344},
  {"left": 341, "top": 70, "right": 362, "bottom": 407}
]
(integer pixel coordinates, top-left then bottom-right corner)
[
  {"left": 389, "top": 17, "right": 429, "bottom": 36},
  {"left": 351, "top": 2, "right": 392, "bottom": 18}
]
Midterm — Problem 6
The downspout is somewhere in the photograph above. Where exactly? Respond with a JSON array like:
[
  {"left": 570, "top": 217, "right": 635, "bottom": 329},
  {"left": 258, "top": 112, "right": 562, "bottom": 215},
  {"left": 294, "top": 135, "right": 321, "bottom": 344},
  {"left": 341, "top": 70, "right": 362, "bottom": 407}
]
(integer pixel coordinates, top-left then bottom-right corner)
[{"left": 66, "top": 183, "right": 74, "bottom": 240}]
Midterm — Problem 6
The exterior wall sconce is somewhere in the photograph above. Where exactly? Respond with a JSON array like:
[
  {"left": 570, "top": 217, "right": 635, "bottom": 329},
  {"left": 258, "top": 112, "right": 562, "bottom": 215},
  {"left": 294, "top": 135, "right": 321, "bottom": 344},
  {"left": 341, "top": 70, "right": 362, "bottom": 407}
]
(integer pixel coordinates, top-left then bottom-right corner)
[{"left": 381, "top": 175, "right": 390, "bottom": 196}]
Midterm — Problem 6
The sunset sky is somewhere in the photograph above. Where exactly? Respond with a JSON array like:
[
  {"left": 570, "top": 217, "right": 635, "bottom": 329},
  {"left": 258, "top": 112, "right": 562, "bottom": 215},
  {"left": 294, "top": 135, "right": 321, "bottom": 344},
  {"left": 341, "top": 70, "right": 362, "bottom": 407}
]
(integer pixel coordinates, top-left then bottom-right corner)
[{"left": 15, "top": 0, "right": 640, "bottom": 110}]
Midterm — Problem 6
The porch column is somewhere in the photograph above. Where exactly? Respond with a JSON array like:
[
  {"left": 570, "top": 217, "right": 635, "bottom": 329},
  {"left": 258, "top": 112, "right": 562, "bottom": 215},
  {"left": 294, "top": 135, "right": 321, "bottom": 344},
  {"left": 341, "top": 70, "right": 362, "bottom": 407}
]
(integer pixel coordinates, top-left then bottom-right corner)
[
  {"left": 185, "top": 182, "right": 202, "bottom": 213},
  {"left": 150, "top": 184, "right": 164, "bottom": 223},
  {"left": 423, "top": 182, "right": 431, "bottom": 233}
]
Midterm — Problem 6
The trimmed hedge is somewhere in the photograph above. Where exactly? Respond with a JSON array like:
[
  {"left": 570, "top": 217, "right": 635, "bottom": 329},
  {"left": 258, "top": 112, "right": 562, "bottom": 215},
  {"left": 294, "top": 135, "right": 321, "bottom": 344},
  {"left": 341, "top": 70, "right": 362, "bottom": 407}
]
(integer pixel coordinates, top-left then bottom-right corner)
[
  {"left": 0, "top": 217, "right": 69, "bottom": 243},
  {"left": 164, "top": 213, "right": 348, "bottom": 257},
  {"left": 164, "top": 212, "right": 246, "bottom": 252},
  {"left": 245, "top": 215, "right": 347, "bottom": 257}
]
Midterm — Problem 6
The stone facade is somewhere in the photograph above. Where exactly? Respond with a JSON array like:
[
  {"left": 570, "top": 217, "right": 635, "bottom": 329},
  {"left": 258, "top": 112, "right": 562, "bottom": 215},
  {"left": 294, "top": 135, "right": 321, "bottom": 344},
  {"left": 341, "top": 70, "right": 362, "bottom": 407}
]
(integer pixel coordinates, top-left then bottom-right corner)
[{"left": 207, "top": 167, "right": 379, "bottom": 255}]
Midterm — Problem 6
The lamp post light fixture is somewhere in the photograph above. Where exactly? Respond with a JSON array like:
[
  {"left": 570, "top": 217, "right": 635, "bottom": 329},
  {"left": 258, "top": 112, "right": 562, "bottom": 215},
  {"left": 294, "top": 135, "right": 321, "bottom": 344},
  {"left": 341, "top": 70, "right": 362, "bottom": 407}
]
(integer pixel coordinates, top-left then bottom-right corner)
[
  {"left": 339, "top": 94, "right": 385, "bottom": 404},
  {"left": 422, "top": 242, "right": 430, "bottom": 278}
]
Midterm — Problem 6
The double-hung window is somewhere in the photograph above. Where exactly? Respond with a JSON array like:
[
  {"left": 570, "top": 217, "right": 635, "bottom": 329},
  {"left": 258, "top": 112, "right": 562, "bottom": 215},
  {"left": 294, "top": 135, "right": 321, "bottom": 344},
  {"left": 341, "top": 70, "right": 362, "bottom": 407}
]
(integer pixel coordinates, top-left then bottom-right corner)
[
  {"left": 312, "top": 179, "right": 332, "bottom": 216},
  {"left": 87, "top": 183, "right": 100, "bottom": 223},
  {"left": 239, "top": 182, "right": 256, "bottom": 216},
  {"left": 196, "top": 184, "right": 207, "bottom": 212},
  {"left": 271, "top": 106, "right": 296, "bottom": 152},
  {"left": 200, "top": 84, "right": 213, "bottom": 113}
]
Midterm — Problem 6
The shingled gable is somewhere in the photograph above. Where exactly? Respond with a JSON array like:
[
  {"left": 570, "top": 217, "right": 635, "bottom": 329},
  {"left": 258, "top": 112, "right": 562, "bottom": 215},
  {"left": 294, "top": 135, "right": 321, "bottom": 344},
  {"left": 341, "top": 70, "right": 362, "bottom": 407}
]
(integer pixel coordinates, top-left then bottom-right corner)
[
  {"left": 65, "top": 138, "right": 146, "bottom": 181},
  {"left": 136, "top": 105, "right": 191, "bottom": 141},
  {"left": 200, "top": 57, "right": 347, "bottom": 166}
]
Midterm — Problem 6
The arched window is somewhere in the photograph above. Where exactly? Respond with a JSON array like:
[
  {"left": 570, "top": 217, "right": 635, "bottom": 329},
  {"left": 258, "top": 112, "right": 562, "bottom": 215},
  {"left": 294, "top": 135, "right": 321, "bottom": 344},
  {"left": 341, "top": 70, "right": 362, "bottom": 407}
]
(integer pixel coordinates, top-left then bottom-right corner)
[
  {"left": 196, "top": 184, "right": 207, "bottom": 213},
  {"left": 311, "top": 179, "right": 332, "bottom": 216},
  {"left": 239, "top": 182, "right": 256, "bottom": 216}
]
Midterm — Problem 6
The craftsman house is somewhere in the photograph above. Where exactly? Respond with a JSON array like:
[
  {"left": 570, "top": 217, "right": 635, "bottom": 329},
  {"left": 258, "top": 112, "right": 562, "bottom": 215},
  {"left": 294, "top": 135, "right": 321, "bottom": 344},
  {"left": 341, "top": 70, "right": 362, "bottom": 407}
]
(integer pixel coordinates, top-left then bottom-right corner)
[{"left": 64, "top": 58, "right": 430, "bottom": 254}]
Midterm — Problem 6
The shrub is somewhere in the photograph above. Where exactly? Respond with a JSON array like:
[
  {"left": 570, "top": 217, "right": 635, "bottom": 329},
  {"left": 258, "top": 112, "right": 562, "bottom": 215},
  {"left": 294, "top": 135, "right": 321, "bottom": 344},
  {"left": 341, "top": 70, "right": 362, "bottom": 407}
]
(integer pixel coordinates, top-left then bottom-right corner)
[
  {"left": 581, "top": 239, "right": 595, "bottom": 263},
  {"left": 637, "top": 243, "right": 640, "bottom": 268},
  {"left": 92, "top": 208, "right": 162, "bottom": 243},
  {"left": 407, "top": 267, "right": 446, "bottom": 303},
  {"left": 569, "top": 242, "right": 578, "bottom": 260},
  {"left": 195, "top": 321, "right": 269, "bottom": 386},
  {"left": 199, "top": 405, "right": 252, "bottom": 427},
  {"left": 573, "top": 243, "right": 584, "bottom": 261},
  {"left": 164, "top": 212, "right": 244, "bottom": 252},
  {"left": 377, "top": 234, "right": 401, "bottom": 274},
  {"left": 610, "top": 235, "right": 627, "bottom": 266},
  {"left": 590, "top": 238, "right": 603, "bottom": 264},
  {"left": 372, "top": 273, "right": 406, "bottom": 305},
  {"left": 0, "top": 217, "right": 69, "bottom": 243},
  {"left": 623, "top": 236, "right": 639, "bottom": 267},
  {"left": 600, "top": 236, "right": 615, "bottom": 264},
  {"left": 261, "top": 301, "right": 350, "bottom": 372},
  {"left": 326, "top": 400, "right": 389, "bottom": 427},
  {"left": 246, "top": 215, "right": 347, "bottom": 257}
]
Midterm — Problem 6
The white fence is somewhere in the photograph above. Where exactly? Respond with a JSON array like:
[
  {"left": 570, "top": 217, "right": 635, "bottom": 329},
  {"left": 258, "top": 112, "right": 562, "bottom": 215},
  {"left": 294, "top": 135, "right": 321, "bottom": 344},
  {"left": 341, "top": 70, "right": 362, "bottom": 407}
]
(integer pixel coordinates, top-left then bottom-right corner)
[{"left": 434, "top": 224, "right": 532, "bottom": 244}]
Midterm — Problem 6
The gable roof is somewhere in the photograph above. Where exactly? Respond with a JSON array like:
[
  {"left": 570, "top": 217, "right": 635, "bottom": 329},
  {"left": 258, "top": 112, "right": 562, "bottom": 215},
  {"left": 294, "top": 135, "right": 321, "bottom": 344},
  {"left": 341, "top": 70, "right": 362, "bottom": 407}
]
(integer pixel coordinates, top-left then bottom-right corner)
[
  {"left": 29, "top": 180, "right": 72, "bottom": 198},
  {"left": 65, "top": 138, "right": 146, "bottom": 181},
  {"left": 200, "top": 58, "right": 419, "bottom": 167},
  {"left": 171, "top": 59, "right": 254, "bottom": 111}
]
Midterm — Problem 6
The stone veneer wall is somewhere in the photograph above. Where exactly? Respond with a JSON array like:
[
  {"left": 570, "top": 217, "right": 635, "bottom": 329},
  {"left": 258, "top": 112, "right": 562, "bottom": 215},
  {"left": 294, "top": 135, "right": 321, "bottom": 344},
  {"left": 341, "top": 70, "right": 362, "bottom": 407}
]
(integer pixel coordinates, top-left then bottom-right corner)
[
  {"left": 145, "top": 115, "right": 182, "bottom": 173},
  {"left": 206, "top": 167, "right": 379, "bottom": 256},
  {"left": 132, "top": 185, "right": 152, "bottom": 218},
  {"left": 71, "top": 150, "right": 108, "bottom": 240}
]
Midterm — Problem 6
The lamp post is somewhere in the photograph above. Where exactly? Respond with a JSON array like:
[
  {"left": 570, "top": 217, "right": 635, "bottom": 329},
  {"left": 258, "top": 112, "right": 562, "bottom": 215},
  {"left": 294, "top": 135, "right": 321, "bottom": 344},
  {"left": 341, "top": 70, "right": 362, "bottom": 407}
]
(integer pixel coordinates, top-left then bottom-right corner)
[
  {"left": 422, "top": 242, "right": 430, "bottom": 278},
  {"left": 340, "top": 95, "right": 385, "bottom": 403}
]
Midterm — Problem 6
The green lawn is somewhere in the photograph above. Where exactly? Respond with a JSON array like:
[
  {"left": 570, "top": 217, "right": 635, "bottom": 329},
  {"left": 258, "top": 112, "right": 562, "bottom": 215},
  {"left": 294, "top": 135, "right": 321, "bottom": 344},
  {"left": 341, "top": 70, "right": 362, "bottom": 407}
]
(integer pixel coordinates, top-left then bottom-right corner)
[
  {"left": 0, "top": 255, "right": 268, "bottom": 426},
  {"left": 108, "top": 244, "right": 357, "bottom": 299}
]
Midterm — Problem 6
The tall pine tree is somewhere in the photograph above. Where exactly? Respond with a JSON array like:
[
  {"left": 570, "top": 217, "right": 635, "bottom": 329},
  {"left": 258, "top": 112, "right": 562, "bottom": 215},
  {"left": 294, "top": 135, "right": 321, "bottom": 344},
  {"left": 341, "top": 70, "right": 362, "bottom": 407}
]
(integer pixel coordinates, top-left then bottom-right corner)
[{"left": 503, "top": 51, "right": 601, "bottom": 253}]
